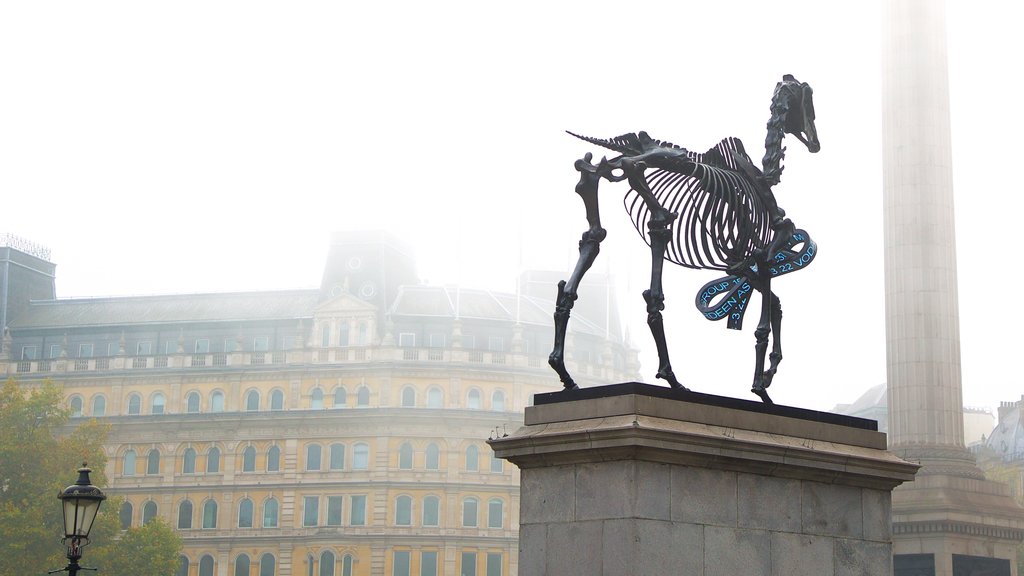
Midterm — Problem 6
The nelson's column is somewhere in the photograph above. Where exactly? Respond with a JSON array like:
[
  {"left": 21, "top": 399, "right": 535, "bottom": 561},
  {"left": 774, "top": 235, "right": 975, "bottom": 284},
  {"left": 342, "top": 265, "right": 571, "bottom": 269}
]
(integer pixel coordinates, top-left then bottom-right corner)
[{"left": 883, "top": 1, "right": 1024, "bottom": 574}]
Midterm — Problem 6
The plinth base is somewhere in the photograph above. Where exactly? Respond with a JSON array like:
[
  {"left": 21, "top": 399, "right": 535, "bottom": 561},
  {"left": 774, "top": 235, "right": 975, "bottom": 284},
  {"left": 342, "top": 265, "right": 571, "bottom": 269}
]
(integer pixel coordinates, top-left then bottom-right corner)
[{"left": 490, "top": 383, "right": 918, "bottom": 576}]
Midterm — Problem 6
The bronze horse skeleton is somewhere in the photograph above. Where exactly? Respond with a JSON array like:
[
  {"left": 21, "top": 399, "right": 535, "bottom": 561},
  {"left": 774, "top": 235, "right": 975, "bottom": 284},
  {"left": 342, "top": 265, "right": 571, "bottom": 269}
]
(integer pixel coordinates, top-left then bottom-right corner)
[{"left": 549, "top": 75, "right": 820, "bottom": 403}]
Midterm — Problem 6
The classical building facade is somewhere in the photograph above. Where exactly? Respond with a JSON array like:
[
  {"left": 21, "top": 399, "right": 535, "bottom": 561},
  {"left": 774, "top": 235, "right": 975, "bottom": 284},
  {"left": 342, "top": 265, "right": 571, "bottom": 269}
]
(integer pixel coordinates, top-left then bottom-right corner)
[{"left": 1, "top": 232, "right": 639, "bottom": 576}]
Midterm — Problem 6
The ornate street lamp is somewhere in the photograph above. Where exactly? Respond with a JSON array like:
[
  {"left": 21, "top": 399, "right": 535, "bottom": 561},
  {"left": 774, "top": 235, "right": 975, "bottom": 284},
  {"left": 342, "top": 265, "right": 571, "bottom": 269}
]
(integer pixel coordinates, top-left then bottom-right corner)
[{"left": 51, "top": 464, "right": 106, "bottom": 576}]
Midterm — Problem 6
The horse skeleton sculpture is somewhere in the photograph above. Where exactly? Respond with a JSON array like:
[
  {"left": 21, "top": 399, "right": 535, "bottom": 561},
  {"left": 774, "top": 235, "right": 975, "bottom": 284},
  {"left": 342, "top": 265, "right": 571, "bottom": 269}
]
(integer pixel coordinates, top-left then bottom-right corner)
[{"left": 549, "top": 75, "right": 820, "bottom": 403}]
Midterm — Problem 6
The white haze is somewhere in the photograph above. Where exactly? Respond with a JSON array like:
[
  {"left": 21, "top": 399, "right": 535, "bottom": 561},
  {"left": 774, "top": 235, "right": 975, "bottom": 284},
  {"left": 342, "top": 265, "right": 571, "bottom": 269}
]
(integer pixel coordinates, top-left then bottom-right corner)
[{"left": 1, "top": 1, "right": 1021, "bottom": 413}]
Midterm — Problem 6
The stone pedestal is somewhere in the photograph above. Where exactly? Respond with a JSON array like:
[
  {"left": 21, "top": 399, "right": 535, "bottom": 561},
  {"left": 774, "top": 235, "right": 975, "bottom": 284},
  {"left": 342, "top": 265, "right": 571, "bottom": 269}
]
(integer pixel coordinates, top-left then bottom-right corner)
[{"left": 489, "top": 384, "right": 919, "bottom": 576}]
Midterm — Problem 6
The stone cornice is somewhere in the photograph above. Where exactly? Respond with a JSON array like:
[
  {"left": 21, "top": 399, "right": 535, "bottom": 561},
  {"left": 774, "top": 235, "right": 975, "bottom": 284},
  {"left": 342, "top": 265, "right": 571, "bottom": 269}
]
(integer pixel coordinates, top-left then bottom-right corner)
[{"left": 893, "top": 520, "right": 1024, "bottom": 542}]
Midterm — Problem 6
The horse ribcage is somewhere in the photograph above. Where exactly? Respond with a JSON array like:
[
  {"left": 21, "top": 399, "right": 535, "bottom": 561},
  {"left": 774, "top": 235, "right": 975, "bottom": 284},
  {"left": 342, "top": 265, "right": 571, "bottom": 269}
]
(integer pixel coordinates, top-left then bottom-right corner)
[{"left": 624, "top": 138, "right": 773, "bottom": 270}]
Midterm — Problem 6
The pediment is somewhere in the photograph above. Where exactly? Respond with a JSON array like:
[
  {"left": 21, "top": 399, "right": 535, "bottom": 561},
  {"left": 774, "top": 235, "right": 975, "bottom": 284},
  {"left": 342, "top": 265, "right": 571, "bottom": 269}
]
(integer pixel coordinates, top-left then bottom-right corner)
[{"left": 313, "top": 292, "right": 378, "bottom": 317}]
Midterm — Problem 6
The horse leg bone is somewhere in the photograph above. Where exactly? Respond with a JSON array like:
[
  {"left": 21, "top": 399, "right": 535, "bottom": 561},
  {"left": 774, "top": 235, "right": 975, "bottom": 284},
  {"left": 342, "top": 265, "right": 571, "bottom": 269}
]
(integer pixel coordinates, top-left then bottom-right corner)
[
  {"left": 750, "top": 284, "right": 773, "bottom": 404},
  {"left": 762, "top": 292, "right": 783, "bottom": 387},
  {"left": 549, "top": 154, "right": 607, "bottom": 390}
]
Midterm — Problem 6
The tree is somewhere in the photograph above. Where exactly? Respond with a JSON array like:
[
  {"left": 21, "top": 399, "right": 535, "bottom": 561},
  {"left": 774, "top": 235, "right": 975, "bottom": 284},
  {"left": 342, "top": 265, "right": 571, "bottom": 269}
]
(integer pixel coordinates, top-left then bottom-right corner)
[{"left": 0, "top": 378, "right": 181, "bottom": 575}]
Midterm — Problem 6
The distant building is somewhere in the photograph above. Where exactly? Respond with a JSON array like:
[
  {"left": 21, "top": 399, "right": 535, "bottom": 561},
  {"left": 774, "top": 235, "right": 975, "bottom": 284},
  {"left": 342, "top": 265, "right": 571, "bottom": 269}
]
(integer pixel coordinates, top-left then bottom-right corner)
[{"left": 1, "top": 231, "right": 640, "bottom": 576}]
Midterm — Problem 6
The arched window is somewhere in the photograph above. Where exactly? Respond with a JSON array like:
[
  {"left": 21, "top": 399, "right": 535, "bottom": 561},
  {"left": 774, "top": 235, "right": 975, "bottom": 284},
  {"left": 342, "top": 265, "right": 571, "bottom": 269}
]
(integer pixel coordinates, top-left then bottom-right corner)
[
  {"left": 260, "top": 553, "right": 276, "bottom": 576},
  {"left": 462, "top": 497, "right": 478, "bottom": 527},
  {"left": 186, "top": 391, "right": 201, "bottom": 413},
  {"left": 207, "top": 447, "right": 221, "bottom": 473},
  {"left": 211, "top": 391, "right": 225, "bottom": 413},
  {"left": 122, "top": 449, "right": 137, "bottom": 476},
  {"left": 127, "top": 393, "right": 142, "bottom": 415},
  {"left": 319, "top": 551, "right": 335, "bottom": 576},
  {"left": 270, "top": 389, "right": 284, "bottom": 411},
  {"left": 467, "top": 389, "right": 481, "bottom": 409},
  {"left": 242, "top": 446, "right": 256, "bottom": 472},
  {"left": 423, "top": 495, "right": 440, "bottom": 526},
  {"left": 356, "top": 386, "right": 369, "bottom": 407},
  {"left": 396, "top": 495, "right": 412, "bottom": 526},
  {"left": 147, "top": 449, "right": 161, "bottom": 475},
  {"left": 238, "top": 498, "right": 254, "bottom": 528},
  {"left": 488, "top": 498, "right": 503, "bottom": 528},
  {"left": 199, "top": 555, "right": 215, "bottom": 576},
  {"left": 310, "top": 388, "right": 324, "bottom": 409},
  {"left": 307, "top": 555, "right": 315, "bottom": 576},
  {"left": 176, "top": 556, "right": 189, "bottom": 576},
  {"left": 91, "top": 395, "right": 106, "bottom": 417},
  {"left": 202, "top": 500, "right": 218, "bottom": 529},
  {"left": 492, "top": 390, "right": 505, "bottom": 411},
  {"left": 263, "top": 498, "right": 279, "bottom": 528},
  {"left": 401, "top": 386, "right": 416, "bottom": 407},
  {"left": 339, "top": 324, "right": 350, "bottom": 346},
  {"left": 333, "top": 387, "right": 346, "bottom": 408},
  {"left": 245, "top": 390, "right": 260, "bottom": 411},
  {"left": 466, "top": 445, "right": 479, "bottom": 471},
  {"left": 306, "top": 444, "right": 322, "bottom": 471},
  {"left": 357, "top": 322, "right": 368, "bottom": 345},
  {"left": 143, "top": 501, "right": 158, "bottom": 525},
  {"left": 177, "top": 500, "right": 193, "bottom": 529},
  {"left": 353, "top": 443, "right": 369, "bottom": 470},
  {"left": 69, "top": 395, "right": 84, "bottom": 417},
  {"left": 119, "top": 501, "right": 133, "bottom": 529},
  {"left": 234, "top": 554, "right": 250, "bottom": 576},
  {"left": 425, "top": 443, "right": 440, "bottom": 470},
  {"left": 267, "top": 445, "right": 281, "bottom": 472},
  {"left": 490, "top": 451, "right": 504, "bottom": 473},
  {"left": 427, "top": 387, "right": 443, "bottom": 408},
  {"left": 398, "top": 442, "right": 413, "bottom": 470},
  {"left": 342, "top": 555, "right": 353, "bottom": 576},
  {"left": 151, "top": 392, "right": 166, "bottom": 414},
  {"left": 329, "top": 444, "right": 345, "bottom": 470},
  {"left": 183, "top": 447, "right": 197, "bottom": 474}
]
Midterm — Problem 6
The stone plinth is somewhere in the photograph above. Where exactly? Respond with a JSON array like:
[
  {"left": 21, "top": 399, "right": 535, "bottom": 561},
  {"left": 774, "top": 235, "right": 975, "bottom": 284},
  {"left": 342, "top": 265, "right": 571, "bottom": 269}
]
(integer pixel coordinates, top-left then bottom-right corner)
[{"left": 489, "top": 383, "right": 919, "bottom": 576}]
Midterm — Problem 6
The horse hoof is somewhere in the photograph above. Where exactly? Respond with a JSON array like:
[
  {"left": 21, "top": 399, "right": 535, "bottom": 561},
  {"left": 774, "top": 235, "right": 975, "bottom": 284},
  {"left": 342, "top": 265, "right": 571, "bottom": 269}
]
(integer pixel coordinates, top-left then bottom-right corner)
[{"left": 752, "top": 387, "right": 773, "bottom": 404}]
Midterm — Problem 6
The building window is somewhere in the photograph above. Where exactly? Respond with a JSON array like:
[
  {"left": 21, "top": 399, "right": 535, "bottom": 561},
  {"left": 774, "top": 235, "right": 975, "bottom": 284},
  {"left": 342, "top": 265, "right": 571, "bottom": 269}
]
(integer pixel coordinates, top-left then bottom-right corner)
[
  {"left": 185, "top": 392, "right": 200, "bottom": 413},
  {"left": 330, "top": 444, "right": 345, "bottom": 470},
  {"left": 177, "top": 556, "right": 189, "bottom": 576},
  {"left": 321, "top": 325, "right": 331, "bottom": 348},
  {"left": 69, "top": 396, "right": 83, "bottom": 418},
  {"left": 254, "top": 336, "right": 270, "bottom": 352},
  {"left": 429, "top": 333, "right": 445, "bottom": 348},
  {"left": 393, "top": 551, "right": 411, "bottom": 576},
  {"left": 260, "top": 554, "right": 275, "bottom": 576},
  {"left": 311, "top": 388, "right": 324, "bottom": 409},
  {"left": 422, "top": 496, "right": 440, "bottom": 527},
  {"left": 21, "top": 345, "right": 38, "bottom": 360},
  {"left": 342, "top": 555, "right": 354, "bottom": 576},
  {"left": 234, "top": 554, "right": 251, "bottom": 576},
  {"left": 462, "top": 498, "right": 478, "bottom": 527},
  {"left": 211, "top": 391, "right": 225, "bottom": 413},
  {"left": 126, "top": 393, "right": 141, "bottom": 415},
  {"left": 136, "top": 341, "right": 152, "bottom": 356},
  {"left": 194, "top": 339, "right": 210, "bottom": 354},
  {"left": 333, "top": 387, "right": 346, "bottom": 408},
  {"left": 461, "top": 552, "right": 477, "bottom": 576},
  {"left": 263, "top": 498, "right": 279, "bottom": 528},
  {"left": 142, "top": 501, "right": 157, "bottom": 525},
  {"left": 79, "top": 343, "right": 93, "bottom": 358},
  {"left": 107, "top": 342, "right": 119, "bottom": 356},
  {"left": 427, "top": 388, "right": 443, "bottom": 408},
  {"left": 486, "top": 553, "right": 502, "bottom": 576},
  {"left": 466, "top": 445, "right": 479, "bottom": 471},
  {"left": 178, "top": 500, "right": 193, "bottom": 529},
  {"left": 91, "top": 395, "right": 106, "bottom": 416},
  {"left": 207, "top": 447, "right": 221, "bottom": 473},
  {"left": 303, "top": 496, "right": 319, "bottom": 527},
  {"left": 202, "top": 500, "right": 217, "bottom": 529},
  {"left": 306, "top": 444, "right": 322, "bottom": 471},
  {"left": 492, "top": 390, "right": 505, "bottom": 411},
  {"left": 396, "top": 496, "right": 412, "bottom": 526},
  {"left": 199, "top": 555, "right": 215, "bottom": 576},
  {"left": 243, "top": 446, "right": 256, "bottom": 472},
  {"left": 49, "top": 344, "right": 61, "bottom": 358},
  {"left": 401, "top": 386, "right": 416, "bottom": 407},
  {"left": 357, "top": 322, "right": 368, "bottom": 345},
  {"left": 490, "top": 453, "right": 503, "bottom": 473},
  {"left": 183, "top": 448, "right": 197, "bottom": 474},
  {"left": 398, "top": 332, "right": 416, "bottom": 348},
  {"left": 350, "top": 495, "right": 366, "bottom": 526},
  {"left": 425, "top": 443, "right": 439, "bottom": 470},
  {"left": 119, "top": 501, "right": 133, "bottom": 529},
  {"left": 245, "top": 390, "right": 260, "bottom": 411},
  {"left": 163, "top": 341, "right": 176, "bottom": 355},
  {"left": 224, "top": 339, "right": 237, "bottom": 354},
  {"left": 122, "top": 450, "right": 136, "bottom": 476},
  {"left": 356, "top": 386, "right": 370, "bottom": 407},
  {"left": 421, "top": 551, "right": 438, "bottom": 576},
  {"left": 151, "top": 393, "right": 165, "bottom": 414},
  {"left": 487, "top": 498, "right": 503, "bottom": 528},
  {"left": 339, "top": 325, "right": 350, "bottom": 347},
  {"left": 147, "top": 449, "right": 161, "bottom": 475},
  {"left": 270, "top": 389, "right": 285, "bottom": 410},
  {"left": 467, "top": 389, "right": 481, "bottom": 409},
  {"left": 488, "top": 336, "right": 504, "bottom": 352},
  {"left": 320, "top": 551, "right": 335, "bottom": 576},
  {"left": 267, "top": 446, "right": 281, "bottom": 472},
  {"left": 353, "top": 443, "right": 369, "bottom": 470},
  {"left": 327, "top": 496, "right": 343, "bottom": 526},
  {"left": 238, "top": 498, "right": 254, "bottom": 528},
  {"left": 398, "top": 442, "right": 413, "bottom": 470}
]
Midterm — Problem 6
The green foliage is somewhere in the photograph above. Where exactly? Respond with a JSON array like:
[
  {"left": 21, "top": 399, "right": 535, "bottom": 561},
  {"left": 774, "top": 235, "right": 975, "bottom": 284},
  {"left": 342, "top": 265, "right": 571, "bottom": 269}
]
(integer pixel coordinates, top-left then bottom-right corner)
[{"left": 0, "top": 378, "right": 181, "bottom": 575}]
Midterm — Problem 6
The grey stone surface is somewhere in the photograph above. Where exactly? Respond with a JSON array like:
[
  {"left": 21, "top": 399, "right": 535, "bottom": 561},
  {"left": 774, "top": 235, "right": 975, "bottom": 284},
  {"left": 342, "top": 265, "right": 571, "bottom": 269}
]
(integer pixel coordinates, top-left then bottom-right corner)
[
  {"left": 519, "top": 524, "right": 546, "bottom": 576},
  {"left": 861, "top": 488, "right": 892, "bottom": 542},
  {"left": 803, "top": 481, "right": 863, "bottom": 538},
  {"left": 737, "top": 474, "right": 801, "bottom": 532},
  {"left": 672, "top": 465, "right": 737, "bottom": 526},
  {"left": 521, "top": 466, "right": 575, "bottom": 524},
  {"left": 633, "top": 520, "right": 704, "bottom": 576},
  {"left": 634, "top": 461, "right": 671, "bottom": 520},
  {"left": 771, "top": 532, "right": 834, "bottom": 576},
  {"left": 835, "top": 539, "right": 891, "bottom": 576},
  {"left": 576, "top": 461, "right": 633, "bottom": 521},
  {"left": 546, "top": 520, "right": 603, "bottom": 575},
  {"left": 705, "top": 526, "right": 770, "bottom": 576}
]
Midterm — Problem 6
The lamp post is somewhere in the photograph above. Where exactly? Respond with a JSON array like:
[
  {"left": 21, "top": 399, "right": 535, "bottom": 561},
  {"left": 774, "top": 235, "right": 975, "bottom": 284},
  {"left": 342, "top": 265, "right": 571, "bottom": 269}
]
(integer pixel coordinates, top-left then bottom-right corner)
[{"left": 51, "top": 464, "right": 106, "bottom": 576}]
